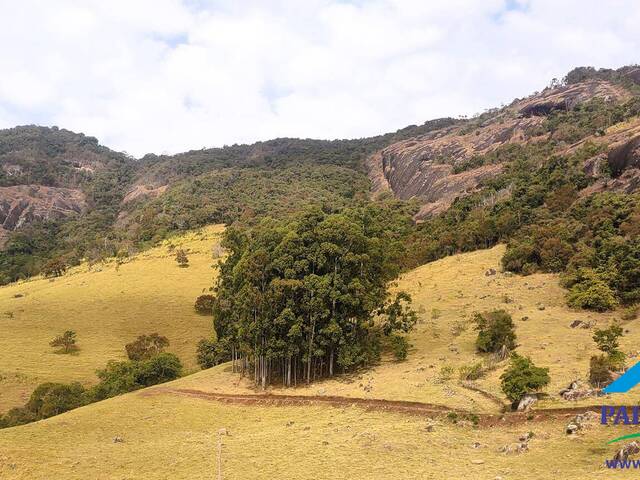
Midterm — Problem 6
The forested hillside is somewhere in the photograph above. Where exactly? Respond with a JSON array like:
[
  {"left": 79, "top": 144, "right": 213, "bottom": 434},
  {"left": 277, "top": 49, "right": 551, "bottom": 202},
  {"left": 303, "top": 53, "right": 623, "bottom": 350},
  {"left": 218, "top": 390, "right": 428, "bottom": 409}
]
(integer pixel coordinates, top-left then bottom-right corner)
[{"left": 1, "top": 64, "right": 640, "bottom": 299}]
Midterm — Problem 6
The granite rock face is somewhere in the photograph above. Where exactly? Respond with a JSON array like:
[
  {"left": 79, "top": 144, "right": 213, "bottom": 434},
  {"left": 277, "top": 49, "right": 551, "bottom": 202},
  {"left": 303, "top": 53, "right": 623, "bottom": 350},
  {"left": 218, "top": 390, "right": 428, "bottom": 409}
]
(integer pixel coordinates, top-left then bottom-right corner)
[
  {"left": 367, "top": 80, "right": 630, "bottom": 219},
  {"left": 0, "top": 185, "right": 87, "bottom": 246}
]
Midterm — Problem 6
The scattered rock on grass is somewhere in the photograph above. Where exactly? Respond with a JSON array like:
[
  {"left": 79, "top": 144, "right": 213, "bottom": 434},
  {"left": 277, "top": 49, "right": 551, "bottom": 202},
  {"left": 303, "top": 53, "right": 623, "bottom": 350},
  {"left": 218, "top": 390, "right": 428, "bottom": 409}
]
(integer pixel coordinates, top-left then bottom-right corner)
[
  {"left": 517, "top": 394, "right": 537, "bottom": 411},
  {"left": 613, "top": 441, "right": 640, "bottom": 462}
]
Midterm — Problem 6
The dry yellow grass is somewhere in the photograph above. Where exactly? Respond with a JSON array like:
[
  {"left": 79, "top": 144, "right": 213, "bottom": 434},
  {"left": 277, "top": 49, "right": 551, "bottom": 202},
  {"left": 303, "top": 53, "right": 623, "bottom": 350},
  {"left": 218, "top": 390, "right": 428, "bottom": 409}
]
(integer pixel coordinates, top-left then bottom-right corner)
[
  {"left": 3, "top": 242, "right": 640, "bottom": 479},
  {"left": 178, "top": 245, "right": 640, "bottom": 411},
  {"left": 0, "top": 375, "right": 636, "bottom": 480},
  {"left": 0, "top": 225, "right": 224, "bottom": 412}
]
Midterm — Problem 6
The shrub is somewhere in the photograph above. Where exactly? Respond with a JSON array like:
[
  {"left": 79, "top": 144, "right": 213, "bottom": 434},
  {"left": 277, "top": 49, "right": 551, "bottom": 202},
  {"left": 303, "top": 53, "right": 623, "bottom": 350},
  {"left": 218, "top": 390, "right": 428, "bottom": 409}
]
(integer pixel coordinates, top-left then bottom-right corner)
[
  {"left": 502, "top": 241, "right": 537, "bottom": 273},
  {"left": 500, "top": 354, "right": 550, "bottom": 407},
  {"left": 41, "top": 257, "right": 67, "bottom": 278},
  {"left": 196, "top": 338, "right": 229, "bottom": 369},
  {"left": 439, "top": 365, "right": 455, "bottom": 381},
  {"left": 26, "top": 382, "right": 86, "bottom": 419},
  {"left": 91, "top": 353, "right": 182, "bottom": 401},
  {"left": 607, "top": 350, "right": 627, "bottom": 371},
  {"left": 135, "top": 353, "right": 183, "bottom": 387},
  {"left": 474, "top": 310, "right": 517, "bottom": 353},
  {"left": 49, "top": 330, "right": 77, "bottom": 353},
  {"left": 566, "top": 269, "right": 618, "bottom": 311},
  {"left": 194, "top": 294, "right": 215, "bottom": 315},
  {"left": 593, "top": 324, "right": 624, "bottom": 356},
  {"left": 175, "top": 249, "right": 189, "bottom": 267},
  {"left": 380, "top": 292, "right": 418, "bottom": 336},
  {"left": 459, "top": 362, "right": 485, "bottom": 381},
  {"left": 0, "top": 407, "right": 36, "bottom": 428},
  {"left": 540, "top": 238, "right": 573, "bottom": 272},
  {"left": 589, "top": 354, "right": 614, "bottom": 387},
  {"left": 621, "top": 305, "right": 639, "bottom": 321},
  {"left": 389, "top": 334, "right": 409, "bottom": 361},
  {"left": 125, "top": 333, "right": 169, "bottom": 361}
]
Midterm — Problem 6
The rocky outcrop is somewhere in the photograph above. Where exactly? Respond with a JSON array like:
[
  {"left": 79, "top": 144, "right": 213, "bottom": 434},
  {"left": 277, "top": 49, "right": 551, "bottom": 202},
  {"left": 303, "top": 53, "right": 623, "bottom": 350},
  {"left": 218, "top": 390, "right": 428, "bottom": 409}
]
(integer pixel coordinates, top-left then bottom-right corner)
[
  {"left": 608, "top": 135, "right": 640, "bottom": 176},
  {"left": 0, "top": 185, "right": 87, "bottom": 246},
  {"left": 122, "top": 184, "right": 168, "bottom": 204},
  {"left": 367, "top": 80, "right": 630, "bottom": 219},
  {"left": 518, "top": 80, "right": 626, "bottom": 117}
]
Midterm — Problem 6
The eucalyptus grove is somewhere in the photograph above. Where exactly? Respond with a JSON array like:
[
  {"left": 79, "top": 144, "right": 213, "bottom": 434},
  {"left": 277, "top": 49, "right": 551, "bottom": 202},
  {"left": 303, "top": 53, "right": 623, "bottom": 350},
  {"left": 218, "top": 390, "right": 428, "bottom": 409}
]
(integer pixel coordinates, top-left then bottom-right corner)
[{"left": 209, "top": 206, "right": 416, "bottom": 387}]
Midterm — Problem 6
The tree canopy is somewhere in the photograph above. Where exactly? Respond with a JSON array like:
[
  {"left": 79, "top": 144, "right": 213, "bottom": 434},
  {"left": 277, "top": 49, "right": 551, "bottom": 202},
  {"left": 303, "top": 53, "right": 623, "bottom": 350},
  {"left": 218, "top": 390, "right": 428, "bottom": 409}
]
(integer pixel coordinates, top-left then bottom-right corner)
[{"left": 209, "top": 205, "right": 416, "bottom": 387}]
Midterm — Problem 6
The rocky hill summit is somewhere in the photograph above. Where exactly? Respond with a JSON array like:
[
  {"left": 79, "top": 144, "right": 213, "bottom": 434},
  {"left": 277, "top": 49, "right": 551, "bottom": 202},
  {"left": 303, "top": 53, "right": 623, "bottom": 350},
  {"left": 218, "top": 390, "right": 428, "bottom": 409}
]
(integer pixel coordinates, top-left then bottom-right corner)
[{"left": 367, "top": 66, "right": 640, "bottom": 218}]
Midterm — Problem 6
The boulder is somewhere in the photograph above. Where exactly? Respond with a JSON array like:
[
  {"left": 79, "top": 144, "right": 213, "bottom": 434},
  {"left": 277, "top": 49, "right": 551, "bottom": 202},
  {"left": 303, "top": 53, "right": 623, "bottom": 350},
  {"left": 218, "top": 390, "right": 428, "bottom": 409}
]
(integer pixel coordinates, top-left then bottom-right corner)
[
  {"left": 517, "top": 394, "right": 538, "bottom": 411},
  {"left": 613, "top": 441, "right": 640, "bottom": 462},
  {"left": 569, "top": 320, "right": 592, "bottom": 329},
  {"left": 566, "top": 423, "right": 579, "bottom": 435},
  {"left": 566, "top": 411, "right": 598, "bottom": 434}
]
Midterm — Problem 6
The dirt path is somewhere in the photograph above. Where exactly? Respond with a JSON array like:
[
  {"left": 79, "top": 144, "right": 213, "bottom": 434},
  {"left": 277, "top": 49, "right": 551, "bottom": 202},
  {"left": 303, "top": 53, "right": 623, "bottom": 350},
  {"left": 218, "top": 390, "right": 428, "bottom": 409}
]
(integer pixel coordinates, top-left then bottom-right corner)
[{"left": 148, "top": 387, "right": 601, "bottom": 428}]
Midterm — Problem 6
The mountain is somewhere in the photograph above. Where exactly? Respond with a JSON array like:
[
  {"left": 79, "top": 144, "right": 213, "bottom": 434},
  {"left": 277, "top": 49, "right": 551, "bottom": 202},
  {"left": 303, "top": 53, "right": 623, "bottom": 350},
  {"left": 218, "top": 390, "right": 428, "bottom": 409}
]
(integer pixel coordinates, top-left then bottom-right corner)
[
  {"left": 0, "top": 126, "right": 133, "bottom": 247},
  {"left": 367, "top": 66, "right": 640, "bottom": 218},
  {"left": 0, "top": 65, "right": 639, "bottom": 284}
]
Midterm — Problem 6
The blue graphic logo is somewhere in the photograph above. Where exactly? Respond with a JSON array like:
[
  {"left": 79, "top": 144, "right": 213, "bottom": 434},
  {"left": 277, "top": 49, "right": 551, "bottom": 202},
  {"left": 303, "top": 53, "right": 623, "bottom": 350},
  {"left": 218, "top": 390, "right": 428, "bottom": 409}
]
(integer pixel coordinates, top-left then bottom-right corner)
[{"left": 603, "top": 361, "right": 640, "bottom": 394}]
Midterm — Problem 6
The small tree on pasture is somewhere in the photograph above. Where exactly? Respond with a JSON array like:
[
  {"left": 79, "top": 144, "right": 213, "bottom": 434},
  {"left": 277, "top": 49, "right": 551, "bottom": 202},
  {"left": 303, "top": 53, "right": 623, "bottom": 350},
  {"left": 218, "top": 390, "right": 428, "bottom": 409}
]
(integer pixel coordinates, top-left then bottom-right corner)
[
  {"left": 500, "top": 354, "right": 550, "bottom": 408},
  {"left": 474, "top": 310, "right": 517, "bottom": 353},
  {"left": 125, "top": 333, "right": 169, "bottom": 361},
  {"left": 49, "top": 330, "right": 77, "bottom": 353},
  {"left": 175, "top": 249, "right": 189, "bottom": 267}
]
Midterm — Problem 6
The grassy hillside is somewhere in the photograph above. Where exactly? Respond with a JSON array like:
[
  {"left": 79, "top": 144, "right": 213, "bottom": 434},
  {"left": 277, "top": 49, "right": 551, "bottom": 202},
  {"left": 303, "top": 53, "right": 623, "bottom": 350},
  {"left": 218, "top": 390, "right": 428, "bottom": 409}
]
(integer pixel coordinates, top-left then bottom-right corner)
[
  {"left": 178, "top": 245, "right": 638, "bottom": 411},
  {"left": 2, "top": 244, "right": 640, "bottom": 478},
  {"left": 0, "top": 225, "right": 223, "bottom": 412},
  {"left": 0, "top": 374, "right": 630, "bottom": 480}
]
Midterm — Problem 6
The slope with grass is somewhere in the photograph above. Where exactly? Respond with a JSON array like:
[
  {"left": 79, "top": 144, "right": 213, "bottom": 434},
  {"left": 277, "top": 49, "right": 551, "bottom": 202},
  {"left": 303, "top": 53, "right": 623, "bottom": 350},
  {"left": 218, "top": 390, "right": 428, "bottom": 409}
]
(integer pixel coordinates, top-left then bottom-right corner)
[
  {"left": 0, "top": 225, "right": 224, "bottom": 412},
  {"left": 2, "top": 243, "right": 640, "bottom": 478},
  {"left": 177, "top": 244, "right": 638, "bottom": 411},
  {"left": 0, "top": 349, "right": 635, "bottom": 479}
]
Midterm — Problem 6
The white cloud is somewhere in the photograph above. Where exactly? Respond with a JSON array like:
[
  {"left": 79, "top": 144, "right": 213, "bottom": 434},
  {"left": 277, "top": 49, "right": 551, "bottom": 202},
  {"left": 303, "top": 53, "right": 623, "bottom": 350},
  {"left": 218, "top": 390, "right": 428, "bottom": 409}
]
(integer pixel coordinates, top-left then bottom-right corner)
[{"left": 0, "top": 0, "right": 638, "bottom": 156}]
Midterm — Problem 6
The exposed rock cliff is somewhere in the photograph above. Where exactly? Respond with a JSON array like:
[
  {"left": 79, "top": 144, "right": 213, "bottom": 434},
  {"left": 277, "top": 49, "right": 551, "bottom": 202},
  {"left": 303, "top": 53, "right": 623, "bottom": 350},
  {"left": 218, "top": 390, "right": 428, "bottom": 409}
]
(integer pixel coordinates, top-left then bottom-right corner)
[
  {"left": 367, "top": 80, "right": 631, "bottom": 218},
  {"left": 0, "top": 185, "right": 87, "bottom": 246}
]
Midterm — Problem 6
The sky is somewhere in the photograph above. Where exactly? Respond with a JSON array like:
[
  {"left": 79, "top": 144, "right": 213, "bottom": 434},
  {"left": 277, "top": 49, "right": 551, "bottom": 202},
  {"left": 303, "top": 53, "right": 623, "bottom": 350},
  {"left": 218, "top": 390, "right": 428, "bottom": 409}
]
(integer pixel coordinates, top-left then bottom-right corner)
[{"left": 0, "top": 0, "right": 638, "bottom": 157}]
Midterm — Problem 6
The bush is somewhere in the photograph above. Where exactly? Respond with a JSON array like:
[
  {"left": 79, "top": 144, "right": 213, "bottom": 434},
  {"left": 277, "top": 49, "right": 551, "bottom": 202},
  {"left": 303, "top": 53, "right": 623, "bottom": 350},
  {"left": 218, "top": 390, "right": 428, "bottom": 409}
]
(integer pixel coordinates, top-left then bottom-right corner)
[
  {"left": 593, "top": 323, "right": 624, "bottom": 356},
  {"left": 41, "top": 257, "right": 67, "bottom": 278},
  {"left": 566, "top": 269, "right": 618, "bottom": 311},
  {"left": 500, "top": 354, "right": 550, "bottom": 407},
  {"left": 49, "top": 330, "right": 77, "bottom": 353},
  {"left": 0, "top": 382, "right": 86, "bottom": 429},
  {"left": 389, "top": 334, "right": 409, "bottom": 361},
  {"left": 439, "top": 365, "right": 455, "bottom": 381},
  {"left": 196, "top": 338, "right": 229, "bottom": 369},
  {"left": 125, "top": 333, "right": 169, "bottom": 361},
  {"left": 175, "top": 249, "right": 189, "bottom": 267},
  {"left": 0, "top": 407, "right": 36, "bottom": 428},
  {"left": 135, "top": 353, "right": 183, "bottom": 387},
  {"left": 589, "top": 355, "right": 614, "bottom": 387},
  {"left": 459, "top": 362, "right": 485, "bottom": 381},
  {"left": 621, "top": 305, "right": 639, "bottom": 321},
  {"left": 92, "top": 353, "right": 182, "bottom": 401},
  {"left": 474, "top": 310, "right": 517, "bottom": 353},
  {"left": 502, "top": 241, "right": 537, "bottom": 273},
  {"left": 26, "top": 382, "right": 86, "bottom": 419},
  {"left": 194, "top": 294, "right": 215, "bottom": 315}
]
